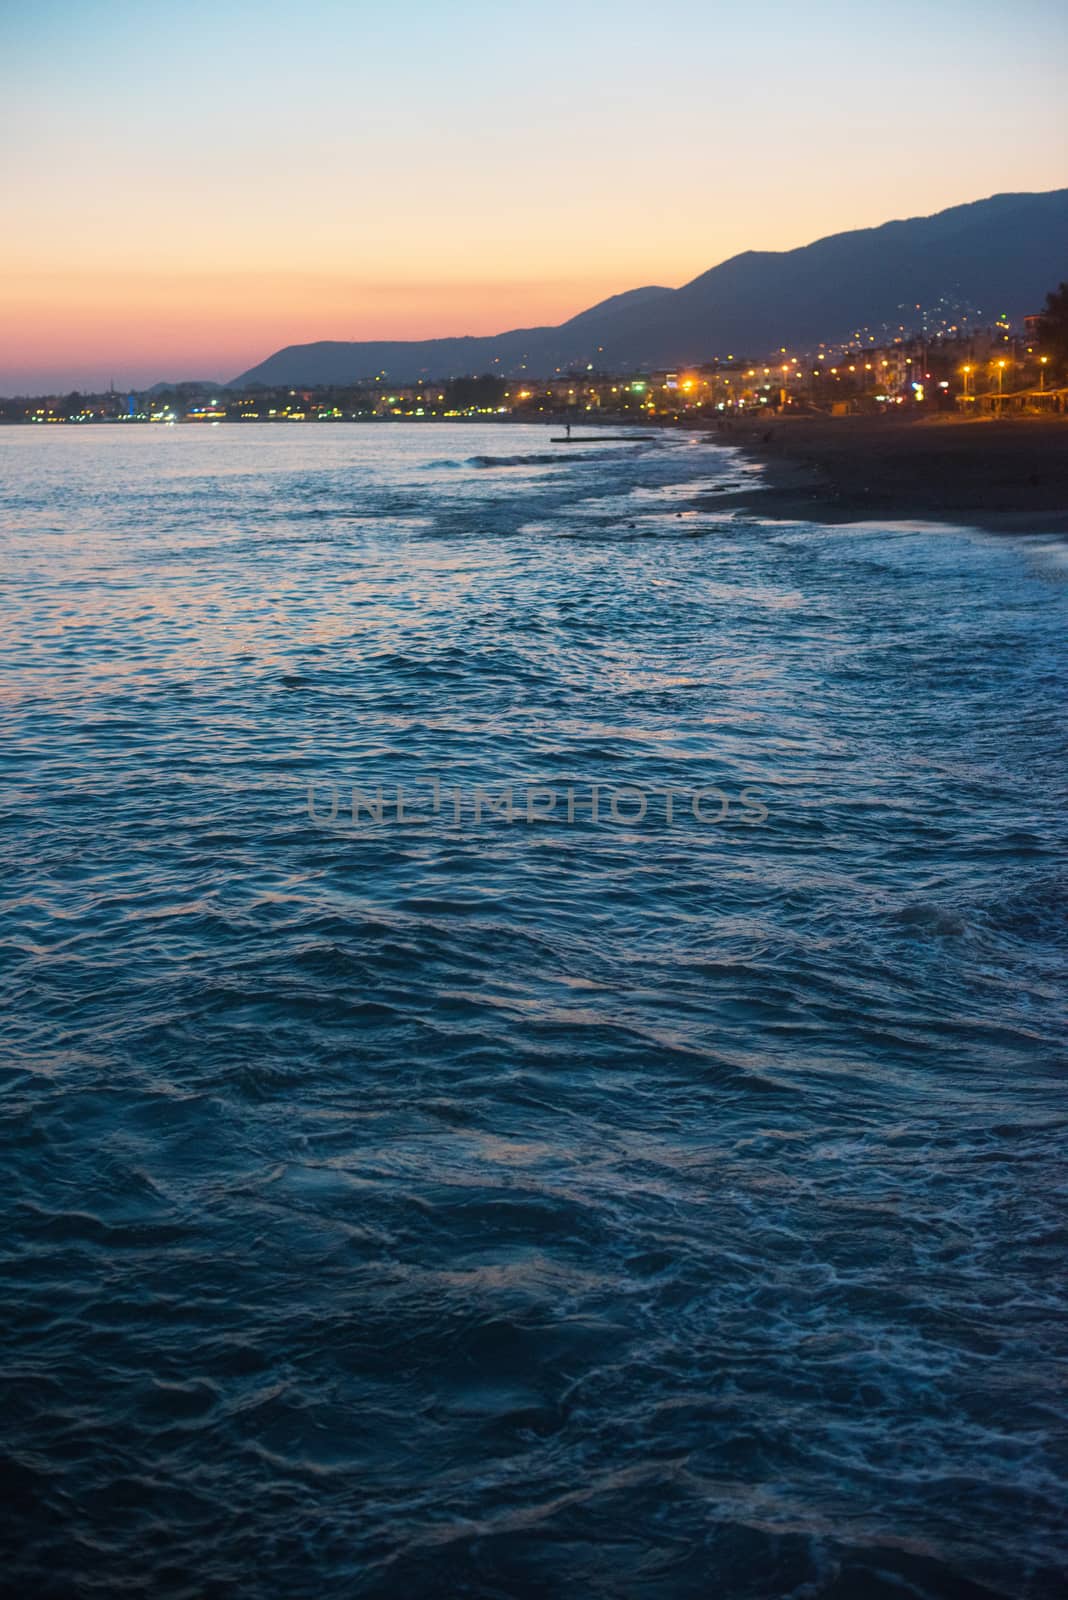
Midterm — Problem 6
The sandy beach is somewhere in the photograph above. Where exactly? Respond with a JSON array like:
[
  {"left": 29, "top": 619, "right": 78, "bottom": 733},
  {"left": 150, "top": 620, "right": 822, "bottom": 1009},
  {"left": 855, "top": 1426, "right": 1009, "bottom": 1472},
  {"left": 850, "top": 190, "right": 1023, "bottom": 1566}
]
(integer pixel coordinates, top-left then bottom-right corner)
[{"left": 701, "top": 414, "right": 1068, "bottom": 533}]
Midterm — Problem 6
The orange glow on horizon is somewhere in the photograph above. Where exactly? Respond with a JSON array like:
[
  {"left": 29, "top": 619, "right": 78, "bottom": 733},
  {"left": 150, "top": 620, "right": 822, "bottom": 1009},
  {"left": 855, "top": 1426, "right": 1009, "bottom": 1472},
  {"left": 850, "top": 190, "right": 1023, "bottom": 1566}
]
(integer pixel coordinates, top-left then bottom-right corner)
[{"left": 0, "top": 268, "right": 644, "bottom": 389}]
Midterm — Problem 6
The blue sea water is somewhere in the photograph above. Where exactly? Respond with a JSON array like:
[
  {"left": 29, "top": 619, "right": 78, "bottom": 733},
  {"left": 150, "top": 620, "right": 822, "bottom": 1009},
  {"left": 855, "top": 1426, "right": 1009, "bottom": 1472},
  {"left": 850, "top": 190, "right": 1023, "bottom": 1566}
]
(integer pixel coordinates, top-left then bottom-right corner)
[{"left": 0, "top": 422, "right": 1065, "bottom": 1599}]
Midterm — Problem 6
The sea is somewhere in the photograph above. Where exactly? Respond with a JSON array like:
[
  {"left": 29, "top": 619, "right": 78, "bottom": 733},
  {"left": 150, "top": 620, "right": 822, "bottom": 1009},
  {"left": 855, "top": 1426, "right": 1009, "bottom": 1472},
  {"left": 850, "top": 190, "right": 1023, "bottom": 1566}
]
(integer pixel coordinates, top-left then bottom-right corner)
[{"left": 1, "top": 422, "right": 1065, "bottom": 1598}]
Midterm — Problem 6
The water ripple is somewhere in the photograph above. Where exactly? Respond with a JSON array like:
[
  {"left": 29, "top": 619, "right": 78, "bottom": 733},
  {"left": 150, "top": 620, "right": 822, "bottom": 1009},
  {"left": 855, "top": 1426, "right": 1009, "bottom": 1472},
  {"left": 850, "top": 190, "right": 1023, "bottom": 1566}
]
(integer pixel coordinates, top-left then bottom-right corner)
[{"left": 0, "top": 423, "right": 1065, "bottom": 1598}]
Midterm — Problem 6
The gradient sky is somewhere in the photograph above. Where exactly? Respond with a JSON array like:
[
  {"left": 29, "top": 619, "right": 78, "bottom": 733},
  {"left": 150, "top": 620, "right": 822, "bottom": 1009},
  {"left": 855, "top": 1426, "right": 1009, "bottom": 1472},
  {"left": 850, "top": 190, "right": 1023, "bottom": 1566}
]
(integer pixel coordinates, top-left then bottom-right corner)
[{"left": 2, "top": 0, "right": 1066, "bottom": 392}]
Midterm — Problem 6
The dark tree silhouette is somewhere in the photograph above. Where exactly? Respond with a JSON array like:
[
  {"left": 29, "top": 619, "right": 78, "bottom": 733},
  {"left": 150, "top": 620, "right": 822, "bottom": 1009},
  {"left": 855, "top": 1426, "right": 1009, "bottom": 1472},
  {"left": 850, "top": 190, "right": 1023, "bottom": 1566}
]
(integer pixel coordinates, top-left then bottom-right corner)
[
  {"left": 444, "top": 375, "right": 508, "bottom": 409},
  {"left": 1037, "top": 281, "right": 1068, "bottom": 372}
]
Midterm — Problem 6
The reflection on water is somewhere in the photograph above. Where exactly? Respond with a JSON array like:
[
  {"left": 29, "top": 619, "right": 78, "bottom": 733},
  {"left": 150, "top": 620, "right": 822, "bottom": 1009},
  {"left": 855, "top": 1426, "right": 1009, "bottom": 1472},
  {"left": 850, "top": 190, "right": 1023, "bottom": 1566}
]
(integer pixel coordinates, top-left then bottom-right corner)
[{"left": 1, "top": 424, "right": 1065, "bottom": 1598}]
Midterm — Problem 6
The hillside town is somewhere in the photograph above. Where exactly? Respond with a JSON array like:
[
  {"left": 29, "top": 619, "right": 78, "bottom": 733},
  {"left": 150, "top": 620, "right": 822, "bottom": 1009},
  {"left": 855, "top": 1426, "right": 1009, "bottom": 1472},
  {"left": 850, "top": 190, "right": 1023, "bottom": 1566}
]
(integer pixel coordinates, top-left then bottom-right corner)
[{"left": 4, "top": 313, "right": 1066, "bottom": 426}]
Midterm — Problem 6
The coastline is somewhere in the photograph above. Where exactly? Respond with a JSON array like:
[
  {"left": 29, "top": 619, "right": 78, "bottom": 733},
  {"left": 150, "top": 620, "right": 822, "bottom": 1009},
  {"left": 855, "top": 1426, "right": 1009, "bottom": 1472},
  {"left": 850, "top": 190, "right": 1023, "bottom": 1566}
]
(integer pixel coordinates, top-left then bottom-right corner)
[{"left": 697, "top": 414, "right": 1068, "bottom": 535}]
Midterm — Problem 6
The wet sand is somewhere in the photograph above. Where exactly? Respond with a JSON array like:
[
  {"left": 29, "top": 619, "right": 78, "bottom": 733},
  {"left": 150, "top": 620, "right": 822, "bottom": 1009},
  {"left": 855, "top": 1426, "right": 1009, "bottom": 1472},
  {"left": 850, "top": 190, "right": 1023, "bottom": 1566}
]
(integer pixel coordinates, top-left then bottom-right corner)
[{"left": 701, "top": 414, "right": 1068, "bottom": 533}]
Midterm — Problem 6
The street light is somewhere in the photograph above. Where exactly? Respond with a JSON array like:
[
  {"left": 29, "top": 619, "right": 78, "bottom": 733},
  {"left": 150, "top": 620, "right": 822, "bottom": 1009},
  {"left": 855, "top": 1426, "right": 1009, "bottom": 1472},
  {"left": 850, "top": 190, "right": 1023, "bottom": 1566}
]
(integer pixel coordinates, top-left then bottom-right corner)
[
  {"left": 1040, "top": 355, "right": 1049, "bottom": 392},
  {"left": 996, "top": 359, "right": 1006, "bottom": 412},
  {"left": 961, "top": 364, "right": 972, "bottom": 399}
]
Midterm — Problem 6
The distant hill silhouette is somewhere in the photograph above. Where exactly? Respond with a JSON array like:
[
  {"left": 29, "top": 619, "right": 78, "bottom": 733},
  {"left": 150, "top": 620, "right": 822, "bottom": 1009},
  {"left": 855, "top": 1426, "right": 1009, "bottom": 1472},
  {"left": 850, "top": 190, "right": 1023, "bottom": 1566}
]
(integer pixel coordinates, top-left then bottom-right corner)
[
  {"left": 230, "top": 190, "right": 1068, "bottom": 386},
  {"left": 145, "top": 380, "right": 224, "bottom": 396}
]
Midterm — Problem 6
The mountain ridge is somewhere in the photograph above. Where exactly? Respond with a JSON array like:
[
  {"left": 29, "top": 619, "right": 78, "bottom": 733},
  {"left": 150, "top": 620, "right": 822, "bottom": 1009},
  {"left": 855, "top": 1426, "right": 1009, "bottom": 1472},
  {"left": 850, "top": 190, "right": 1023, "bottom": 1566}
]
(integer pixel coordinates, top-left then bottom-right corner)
[{"left": 230, "top": 189, "right": 1068, "bottom": 387}]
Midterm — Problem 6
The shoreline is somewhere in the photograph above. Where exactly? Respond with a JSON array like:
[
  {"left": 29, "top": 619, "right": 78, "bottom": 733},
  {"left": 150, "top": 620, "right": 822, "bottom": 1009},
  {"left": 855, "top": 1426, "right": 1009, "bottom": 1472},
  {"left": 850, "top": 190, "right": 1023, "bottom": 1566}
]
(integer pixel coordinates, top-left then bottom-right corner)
[
  {"left": 7, "top": 408, "right": 1068, "bottom": 537},
  {"left": 697, "top": 414, "right": 1068, "bottom": 535}
]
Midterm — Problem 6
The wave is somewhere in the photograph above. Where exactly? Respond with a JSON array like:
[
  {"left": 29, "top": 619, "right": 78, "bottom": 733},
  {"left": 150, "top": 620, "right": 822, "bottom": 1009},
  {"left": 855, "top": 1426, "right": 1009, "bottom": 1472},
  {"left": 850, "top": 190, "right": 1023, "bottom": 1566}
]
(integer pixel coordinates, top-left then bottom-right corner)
[
  {"left": 467, "top": 452, "right": 565, "bottom": 468},
  {"left": 421, "top": 445, "right": 649, "bottom": 471},
  {"left": 419, "top": 453, "right": 562, "bottom": 470}
]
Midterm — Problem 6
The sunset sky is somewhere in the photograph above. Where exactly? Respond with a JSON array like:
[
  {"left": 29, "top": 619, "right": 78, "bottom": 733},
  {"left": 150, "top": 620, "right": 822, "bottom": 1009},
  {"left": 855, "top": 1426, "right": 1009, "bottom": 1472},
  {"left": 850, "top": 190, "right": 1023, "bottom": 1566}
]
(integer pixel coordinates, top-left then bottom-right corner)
[{"left": 3, "top": 0, "right": 1066, "bottom": 392}]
